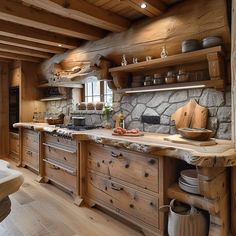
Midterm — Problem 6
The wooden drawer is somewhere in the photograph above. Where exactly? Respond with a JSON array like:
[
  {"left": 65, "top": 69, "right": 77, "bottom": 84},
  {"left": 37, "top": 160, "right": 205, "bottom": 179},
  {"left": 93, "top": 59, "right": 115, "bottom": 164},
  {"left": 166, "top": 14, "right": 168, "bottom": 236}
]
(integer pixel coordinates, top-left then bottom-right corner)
[
  {"left": 88, "top": 144, "right": 159, "bottom": 193},
  {"left": 23, "top": 129, "right": 39, "bottom": 151},
  {"left": 22, "top": 147, "right": 39, "bottom": 171},
  {"left": 44, "top": 161, "right": 76, "bottom": 193},
  {"left": 44, "top": 133, "right": 76, "bottom": 149},
  {"left": 44, "top": 145, "right": 77, "bottom": 168},
  {"left": 87, "top": 171, "right": 159, "bottom": 228}
]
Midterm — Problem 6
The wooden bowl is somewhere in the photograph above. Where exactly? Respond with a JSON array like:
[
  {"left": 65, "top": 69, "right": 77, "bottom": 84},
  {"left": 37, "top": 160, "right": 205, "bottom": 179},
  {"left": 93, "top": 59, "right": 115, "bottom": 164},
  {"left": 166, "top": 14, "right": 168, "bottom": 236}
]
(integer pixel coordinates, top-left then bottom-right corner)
[{"left": 178, "top": 128, "right": 213, "bottom": 141}]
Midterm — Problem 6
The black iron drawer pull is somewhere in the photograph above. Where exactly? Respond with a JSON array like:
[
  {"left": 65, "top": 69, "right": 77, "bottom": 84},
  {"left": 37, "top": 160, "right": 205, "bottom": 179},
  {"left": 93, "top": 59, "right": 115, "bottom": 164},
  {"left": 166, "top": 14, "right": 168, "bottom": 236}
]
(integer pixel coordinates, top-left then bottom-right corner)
[
  {"left": 43, "top": 143, "right": 76, "bottom": 154},
  {"left": 111, "top": 183, "right": 123, "bottom": 191},
  {"left": 26, "top": 150, "right": 32, "bottom": 156},
  {"left": 43, "top": 158, "right": 76, "bottom": 175},
  {"left": 111, "top": 151, "right": 122, "bottom": 158}
]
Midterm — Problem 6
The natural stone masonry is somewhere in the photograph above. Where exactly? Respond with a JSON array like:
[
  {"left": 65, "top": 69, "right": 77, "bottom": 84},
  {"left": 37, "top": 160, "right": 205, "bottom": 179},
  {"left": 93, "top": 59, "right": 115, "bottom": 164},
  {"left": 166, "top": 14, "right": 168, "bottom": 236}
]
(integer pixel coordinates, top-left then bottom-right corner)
[
  {"left": 114, "top": 87, "right": 232, "bottom": 140},
  {"left": 46, "top": 86, "right": 231, "bottom": 140}
]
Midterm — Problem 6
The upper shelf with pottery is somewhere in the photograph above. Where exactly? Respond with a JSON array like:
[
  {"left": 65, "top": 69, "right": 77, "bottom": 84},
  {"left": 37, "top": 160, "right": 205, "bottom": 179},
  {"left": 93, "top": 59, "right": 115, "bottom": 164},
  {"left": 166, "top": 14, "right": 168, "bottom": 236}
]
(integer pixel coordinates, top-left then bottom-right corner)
[{"left": 109, "top": 46, "right": 225, "bottom": 92}]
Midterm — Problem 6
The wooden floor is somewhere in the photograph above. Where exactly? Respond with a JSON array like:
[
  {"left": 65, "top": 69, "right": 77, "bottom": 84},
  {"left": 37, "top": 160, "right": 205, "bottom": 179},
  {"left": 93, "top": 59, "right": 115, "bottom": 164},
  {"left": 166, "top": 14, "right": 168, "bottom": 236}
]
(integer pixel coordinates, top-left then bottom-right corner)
[{"left": 0, "top": 158, "right": 143, "bottom": 236}]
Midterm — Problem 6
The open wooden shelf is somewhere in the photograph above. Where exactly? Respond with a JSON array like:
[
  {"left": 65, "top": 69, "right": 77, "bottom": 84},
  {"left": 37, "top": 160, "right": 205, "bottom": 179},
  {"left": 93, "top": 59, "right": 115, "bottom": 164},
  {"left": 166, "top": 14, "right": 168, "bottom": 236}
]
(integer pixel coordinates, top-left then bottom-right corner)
[
  {"left": 38, "top": 83, "right": 83, "bottom": 89},
  {"left": 118, "top": 79, "right": 224, "bottom": 93},
  {"left": 167, "top": 183, "right": 219, "bottom": 214},
  {"left": 109, "top": 46, "right": 225, "bottom": 91},
  {"left": 109, "top": 46, "right": 223, "bottom": 73},
  {"left": 40, "top": 96, "right": 67, "bottom": 102}
]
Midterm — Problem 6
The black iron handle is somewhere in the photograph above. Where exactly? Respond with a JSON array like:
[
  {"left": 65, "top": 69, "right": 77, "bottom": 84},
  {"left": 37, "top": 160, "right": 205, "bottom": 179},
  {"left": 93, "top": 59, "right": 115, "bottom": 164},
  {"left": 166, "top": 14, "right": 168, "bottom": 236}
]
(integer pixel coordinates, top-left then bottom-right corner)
[
  {"left": 111, "top": 183, "right": 123, "bottom": 191},
  {"left": 111, "top": 151, "right": 122, "bottom": 158}
]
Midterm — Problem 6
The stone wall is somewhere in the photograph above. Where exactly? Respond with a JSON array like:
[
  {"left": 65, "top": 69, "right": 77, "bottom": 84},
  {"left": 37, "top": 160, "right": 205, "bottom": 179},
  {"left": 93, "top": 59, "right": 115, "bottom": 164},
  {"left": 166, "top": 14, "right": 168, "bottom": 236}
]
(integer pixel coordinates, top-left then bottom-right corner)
[
  {"left": 113, "top": 87, "right": 231, "bottom": 140},
  {"left": 45, "top": 87, "right": 231, "bottom": 140}
]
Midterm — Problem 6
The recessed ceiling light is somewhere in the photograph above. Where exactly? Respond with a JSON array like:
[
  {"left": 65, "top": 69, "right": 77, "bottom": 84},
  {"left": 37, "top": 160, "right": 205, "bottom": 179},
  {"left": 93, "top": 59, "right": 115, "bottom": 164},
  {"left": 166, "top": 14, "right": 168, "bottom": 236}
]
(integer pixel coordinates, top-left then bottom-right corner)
[
  {"left": 58, "top": 44, "right": 62, "bottom": 47},
  {"left": 140, "top": 3, "right": 147, "bottom": 9}
]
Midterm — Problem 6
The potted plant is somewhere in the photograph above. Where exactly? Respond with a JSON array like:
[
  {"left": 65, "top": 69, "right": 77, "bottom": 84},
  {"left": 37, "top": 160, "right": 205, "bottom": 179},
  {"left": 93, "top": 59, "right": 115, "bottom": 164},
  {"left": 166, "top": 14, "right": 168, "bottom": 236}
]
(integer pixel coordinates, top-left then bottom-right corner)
[{"left": 102, "top": 104, "right": 113, "bottom": 129}]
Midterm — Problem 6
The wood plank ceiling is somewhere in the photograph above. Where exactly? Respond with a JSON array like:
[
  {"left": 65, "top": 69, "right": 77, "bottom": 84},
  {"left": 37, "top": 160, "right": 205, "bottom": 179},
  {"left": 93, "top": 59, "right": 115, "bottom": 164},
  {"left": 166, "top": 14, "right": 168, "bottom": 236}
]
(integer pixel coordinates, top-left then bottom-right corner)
[{"left": 0, "top": 0, "right": 181, "bottom": 63}]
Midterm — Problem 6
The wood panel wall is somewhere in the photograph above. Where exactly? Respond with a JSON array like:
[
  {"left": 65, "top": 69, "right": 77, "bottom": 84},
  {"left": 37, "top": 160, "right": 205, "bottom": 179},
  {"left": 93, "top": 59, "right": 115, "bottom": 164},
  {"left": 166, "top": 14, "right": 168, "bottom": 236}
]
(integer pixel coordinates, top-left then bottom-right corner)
[
  {"left": 40, "top": 0, "right": 230, "bottom": 77},
  {"left": 232, "top": 0, "right": 236, "bottom": 147},
  {"left": 0, "top": 62, "right": 9, "bottom": 157},
  {"left": 20, "top": 61, "right": 46, "bottom": 122}
]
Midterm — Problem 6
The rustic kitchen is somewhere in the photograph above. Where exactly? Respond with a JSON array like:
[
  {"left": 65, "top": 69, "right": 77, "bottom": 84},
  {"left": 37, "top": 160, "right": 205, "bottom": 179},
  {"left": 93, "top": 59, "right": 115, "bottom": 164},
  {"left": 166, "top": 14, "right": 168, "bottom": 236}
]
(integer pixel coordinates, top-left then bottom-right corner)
[{"left": 0, "top": 0, "right": 235, "bottom": 235}]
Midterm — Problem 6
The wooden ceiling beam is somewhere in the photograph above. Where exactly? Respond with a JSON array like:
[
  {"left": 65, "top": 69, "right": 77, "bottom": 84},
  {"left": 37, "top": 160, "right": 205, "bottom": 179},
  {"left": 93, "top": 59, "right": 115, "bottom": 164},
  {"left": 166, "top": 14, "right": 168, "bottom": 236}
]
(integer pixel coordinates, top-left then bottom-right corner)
[
  {"left": 22, "top": 0, "right": 131, "bottom": 32},
  {"left": 0, "top": 51, "right": 42, "bottom": 63},
  {"left": 0, "top": 43, "right": 52, "bottom": 59},
  {"left": 122, "top": 0, "right": 167, "bottom": 17},
  {"left": 0, "top": 0, "right": 106, "bottom": 40},
  {"left": 0, "top": 20, "right": 79, "bottom": 49},
  {"left": 0, "top": 36, "right": 66, "bottom": 54}
]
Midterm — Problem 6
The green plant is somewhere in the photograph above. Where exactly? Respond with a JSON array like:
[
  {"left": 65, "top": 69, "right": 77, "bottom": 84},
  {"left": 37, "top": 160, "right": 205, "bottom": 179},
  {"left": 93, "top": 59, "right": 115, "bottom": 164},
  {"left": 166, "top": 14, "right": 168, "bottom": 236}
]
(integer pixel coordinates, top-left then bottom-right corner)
[{"left": 103, "top": 104, "right": 113, "bottom": 121}]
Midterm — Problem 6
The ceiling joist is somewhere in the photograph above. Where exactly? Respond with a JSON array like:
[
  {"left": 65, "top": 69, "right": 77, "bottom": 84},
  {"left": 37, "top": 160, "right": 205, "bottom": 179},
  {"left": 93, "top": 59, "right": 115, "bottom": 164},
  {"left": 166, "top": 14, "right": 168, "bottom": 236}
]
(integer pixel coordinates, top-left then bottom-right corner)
[
  {"left": 0, "top": 0, "right": 106, "bottom": 41},
  {"left": 0, "top": 20, "right": 79, "bottom": 49},
  {"left": 0, "top": 36, "right": 66, "bottom": 54},
  {"left": 22, "top": 0, "right": 131, "bottom": 32},
  {"left": 0, "top": 43, "right": 52, "bottom": 59},
  {"left": 122, "top": 0, "right": 167, "bottom": 17},
  {"left": 0, "top": 51, "right": 42, "bottom": 63}
]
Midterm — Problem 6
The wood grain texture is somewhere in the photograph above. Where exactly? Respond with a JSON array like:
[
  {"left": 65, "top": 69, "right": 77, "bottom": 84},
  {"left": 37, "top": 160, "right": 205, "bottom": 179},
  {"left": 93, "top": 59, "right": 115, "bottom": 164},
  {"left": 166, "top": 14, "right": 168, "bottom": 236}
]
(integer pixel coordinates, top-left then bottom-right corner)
[
  {"left": 1, "top": 157, "right": 143, "bottom": 236},
  {"left": 171, "top": 99, "right": 208, "bottom": 129},
  {"left": 40, "top": 0, "right": 230, "bottom": 78},
  {"left": 0, "top": 19, "right": 79, "bottom": 49},
  {"left": 13, "top": 124, "right": 236, "bottom": 167},
  {"left": 22, "top": 0, "right": 131, "bottom": 32},
  {"left": 0, "top": 62, "right": 9, "bottom": 157},
  {"left": 0, "top": 0, "right": 106, "bottom": 41}
]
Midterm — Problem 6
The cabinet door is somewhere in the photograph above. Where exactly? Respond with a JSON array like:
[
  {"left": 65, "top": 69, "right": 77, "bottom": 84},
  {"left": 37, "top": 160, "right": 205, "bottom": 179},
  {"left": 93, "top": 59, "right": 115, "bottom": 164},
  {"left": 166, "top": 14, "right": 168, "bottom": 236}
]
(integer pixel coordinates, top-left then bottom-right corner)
[
  {"left": 88, "top": 144, "right": 159, "bottom": 193},
  {"left": 22, "top": 147, "right": 39, "bottom": 172}
]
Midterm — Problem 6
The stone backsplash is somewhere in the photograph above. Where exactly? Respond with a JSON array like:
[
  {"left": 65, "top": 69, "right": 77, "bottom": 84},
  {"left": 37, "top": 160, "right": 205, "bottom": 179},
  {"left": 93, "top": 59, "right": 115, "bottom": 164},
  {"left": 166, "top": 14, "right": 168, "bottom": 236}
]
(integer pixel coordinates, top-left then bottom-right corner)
[
  {"left": 46, "top": 87, "right": 231, "bottom": 140},
  {"left": 113, "top": 87, "right": 231, "bottom": 140}
]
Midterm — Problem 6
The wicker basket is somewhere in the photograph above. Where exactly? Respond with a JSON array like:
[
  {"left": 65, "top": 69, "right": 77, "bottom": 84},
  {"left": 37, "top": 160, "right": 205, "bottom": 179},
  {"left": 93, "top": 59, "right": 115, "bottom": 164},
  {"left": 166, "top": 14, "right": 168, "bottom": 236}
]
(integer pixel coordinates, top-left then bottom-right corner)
[{"left": 46, "top": 114, "right": 65, "bottom": 125}]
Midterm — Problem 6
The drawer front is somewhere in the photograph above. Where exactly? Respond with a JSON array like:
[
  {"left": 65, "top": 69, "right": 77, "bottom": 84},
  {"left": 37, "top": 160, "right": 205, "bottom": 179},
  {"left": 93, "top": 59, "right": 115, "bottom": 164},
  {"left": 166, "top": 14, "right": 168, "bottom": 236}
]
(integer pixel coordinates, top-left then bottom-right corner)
[
  {"left": 22, "top": 147, "right": 39, "bottom": 171},
  {"left": 44, "top": 133, "right": 76, "bottom": 148},
  {"left": 45, "top": 162, "right": 76, "bottom": 192},
  {"left": 44, "top": 145, "right": 77, "bottom": 167},
  {"left": 23, "top": 129, "right": 39, "bottom": 151},
  {"left": 88, "top": 144, "right": 159, "bottom": 192},
  {"left": 87, "top": 171, "right": 159, "bottom": 228}
]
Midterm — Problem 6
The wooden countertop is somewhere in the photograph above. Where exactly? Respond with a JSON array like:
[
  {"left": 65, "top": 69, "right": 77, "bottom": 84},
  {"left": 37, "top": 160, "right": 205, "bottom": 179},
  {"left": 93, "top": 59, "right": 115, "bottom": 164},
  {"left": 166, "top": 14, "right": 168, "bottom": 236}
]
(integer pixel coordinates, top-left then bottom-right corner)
[{"left": 14, "top": 122, "right": 236, "bottom": 167}]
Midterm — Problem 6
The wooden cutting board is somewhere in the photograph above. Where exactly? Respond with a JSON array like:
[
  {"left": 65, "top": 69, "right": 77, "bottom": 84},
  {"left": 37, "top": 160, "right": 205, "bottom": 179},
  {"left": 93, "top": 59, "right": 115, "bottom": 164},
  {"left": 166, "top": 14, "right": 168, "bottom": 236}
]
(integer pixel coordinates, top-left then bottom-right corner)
[
  {"left": 112, "top": 132, "right": 144, "bottom": 137},
  {"left": 164, "top": 134, "right": 216, "bottom": 146},
  {"left": 171, "top": 99, "right": 208, "bottom": 129}
]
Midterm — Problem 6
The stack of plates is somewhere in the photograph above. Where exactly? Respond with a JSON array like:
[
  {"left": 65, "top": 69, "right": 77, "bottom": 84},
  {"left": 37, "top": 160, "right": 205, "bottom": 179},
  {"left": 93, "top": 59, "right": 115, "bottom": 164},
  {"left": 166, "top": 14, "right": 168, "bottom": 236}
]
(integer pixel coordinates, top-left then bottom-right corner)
[{"left": 178, "top": 169, "right": 200, "bottom": 195}]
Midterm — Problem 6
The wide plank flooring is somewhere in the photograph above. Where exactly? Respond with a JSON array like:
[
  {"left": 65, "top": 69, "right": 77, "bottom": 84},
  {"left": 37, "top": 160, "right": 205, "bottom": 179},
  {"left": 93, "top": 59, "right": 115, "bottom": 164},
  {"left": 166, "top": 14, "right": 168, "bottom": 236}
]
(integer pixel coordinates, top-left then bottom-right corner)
[{"left": 0, "top": 158, "right": 142, "bottom": 236}]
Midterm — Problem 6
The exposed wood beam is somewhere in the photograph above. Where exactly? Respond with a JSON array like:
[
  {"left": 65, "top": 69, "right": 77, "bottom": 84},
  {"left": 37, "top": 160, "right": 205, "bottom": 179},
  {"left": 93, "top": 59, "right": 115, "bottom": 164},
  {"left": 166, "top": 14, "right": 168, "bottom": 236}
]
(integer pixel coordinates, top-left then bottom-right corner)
[
  {"left": 0, "top": 51, "right": 42, "bottom": 62},
  {"left": 0, "top": 20, "right": 79, "bottom": 49},
  {"left": 0, "top": 36, "right": 66, "bottom": 54},
  {"left": 22, "top": 0, "right": 131, "bottom": 32},
  {"left": 0, "top": 0, "right": 105, "bottom": 40},
  {"left": 122, "top": 0, "right": 167, "bottom": 17},
  {"left": 0, "top": 43, "right": 52, "bottom": 59}
]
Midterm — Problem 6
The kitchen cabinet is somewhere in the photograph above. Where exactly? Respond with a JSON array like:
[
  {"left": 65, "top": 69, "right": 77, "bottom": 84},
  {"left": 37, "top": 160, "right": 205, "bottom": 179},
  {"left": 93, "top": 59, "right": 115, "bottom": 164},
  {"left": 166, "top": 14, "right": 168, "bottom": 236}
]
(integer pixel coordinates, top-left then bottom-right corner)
[
  {"left": 22, "top": 129, "right": 40, "bottom": 173},
  {"left": 9, "top": 132, "right": 19, "bottom": 162},
  {"left": 84, "top": 142, "right": 175, "bottom": 236},
  {"left": 43, "top": 132, "right": 80, "bottom": 203}
]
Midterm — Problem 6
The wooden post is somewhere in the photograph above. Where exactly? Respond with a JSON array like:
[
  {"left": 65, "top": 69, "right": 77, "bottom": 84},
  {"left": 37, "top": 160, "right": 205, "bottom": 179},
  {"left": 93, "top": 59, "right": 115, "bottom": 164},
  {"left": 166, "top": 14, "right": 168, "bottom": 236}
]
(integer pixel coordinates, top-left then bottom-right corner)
[{"left": 232, "top": 1, "right": 236, "bottom": 235}]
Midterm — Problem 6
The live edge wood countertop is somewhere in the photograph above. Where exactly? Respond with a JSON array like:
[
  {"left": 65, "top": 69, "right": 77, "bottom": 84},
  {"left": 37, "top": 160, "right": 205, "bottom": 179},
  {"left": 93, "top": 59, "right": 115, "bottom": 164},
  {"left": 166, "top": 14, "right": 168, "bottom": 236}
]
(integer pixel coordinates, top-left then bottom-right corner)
[{"left": 14, "top": 122, "right": 236, "bottom": 168}]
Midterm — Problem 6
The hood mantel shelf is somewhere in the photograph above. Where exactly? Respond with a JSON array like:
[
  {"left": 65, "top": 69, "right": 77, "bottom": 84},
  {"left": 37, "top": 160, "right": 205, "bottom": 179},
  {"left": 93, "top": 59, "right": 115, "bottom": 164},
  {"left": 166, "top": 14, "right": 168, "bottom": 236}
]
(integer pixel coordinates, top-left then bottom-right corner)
[{"left": 46, "top": 55, "right": 112, "bottom": 87}]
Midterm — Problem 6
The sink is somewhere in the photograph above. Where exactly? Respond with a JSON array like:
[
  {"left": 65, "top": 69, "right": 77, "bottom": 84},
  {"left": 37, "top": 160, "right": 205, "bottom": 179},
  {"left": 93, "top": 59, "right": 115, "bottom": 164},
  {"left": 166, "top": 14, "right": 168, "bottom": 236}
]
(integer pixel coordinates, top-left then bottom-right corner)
[{"left": 0, "top": 160, "right": 24, "bottom": 222}]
